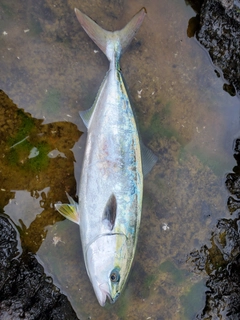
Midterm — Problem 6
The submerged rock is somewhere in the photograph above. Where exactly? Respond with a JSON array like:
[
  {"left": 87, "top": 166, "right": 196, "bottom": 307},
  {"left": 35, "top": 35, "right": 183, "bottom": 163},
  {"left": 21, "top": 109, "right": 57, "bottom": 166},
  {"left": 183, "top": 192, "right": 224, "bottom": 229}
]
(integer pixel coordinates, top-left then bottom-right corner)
[
  {"left": 0, "top": 214, "right": 79, "bottom": 320},
  {"left": 187, "top": 0, "right": 240, "bottom": 96}
]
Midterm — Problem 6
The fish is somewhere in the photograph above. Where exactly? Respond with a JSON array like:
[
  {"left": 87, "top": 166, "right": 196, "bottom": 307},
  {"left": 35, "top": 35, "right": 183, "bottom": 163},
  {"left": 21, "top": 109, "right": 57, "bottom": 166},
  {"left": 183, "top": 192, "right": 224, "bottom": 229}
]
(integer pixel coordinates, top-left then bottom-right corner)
[{"left": 55, "top": 7, "right": 157, "bottom": 306}]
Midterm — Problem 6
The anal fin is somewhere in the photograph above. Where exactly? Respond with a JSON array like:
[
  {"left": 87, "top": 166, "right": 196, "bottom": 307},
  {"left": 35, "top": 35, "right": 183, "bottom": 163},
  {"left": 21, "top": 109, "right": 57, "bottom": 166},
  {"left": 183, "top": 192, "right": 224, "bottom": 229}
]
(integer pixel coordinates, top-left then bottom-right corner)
[{"left": 141, "top": 142, "right": 158, "bottom": 176}]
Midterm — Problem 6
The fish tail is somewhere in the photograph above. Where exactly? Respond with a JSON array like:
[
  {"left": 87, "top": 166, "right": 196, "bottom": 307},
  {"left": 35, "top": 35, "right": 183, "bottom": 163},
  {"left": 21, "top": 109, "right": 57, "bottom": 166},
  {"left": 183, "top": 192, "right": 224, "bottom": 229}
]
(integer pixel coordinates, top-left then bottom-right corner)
[
  {"left": 74, "top": 8, "right": 147, "bottom": 62},
  {"left": 115, "top": 8, "right": 147, "bottom": 55}
]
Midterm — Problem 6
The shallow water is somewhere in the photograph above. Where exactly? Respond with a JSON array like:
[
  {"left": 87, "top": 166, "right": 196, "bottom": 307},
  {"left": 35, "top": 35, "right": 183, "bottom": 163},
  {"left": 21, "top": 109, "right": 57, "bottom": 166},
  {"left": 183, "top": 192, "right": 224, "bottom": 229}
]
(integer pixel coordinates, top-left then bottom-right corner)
[{"left": 0, "top": 0, "right": 239, "bottom": 319}]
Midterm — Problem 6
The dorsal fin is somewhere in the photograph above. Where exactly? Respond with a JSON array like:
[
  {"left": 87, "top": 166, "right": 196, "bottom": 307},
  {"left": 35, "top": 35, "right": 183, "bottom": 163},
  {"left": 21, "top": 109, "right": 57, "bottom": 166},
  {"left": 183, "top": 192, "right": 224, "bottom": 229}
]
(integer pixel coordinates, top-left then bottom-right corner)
[{"left": 102, "top": 194, "right": 117, "bottom": 231}]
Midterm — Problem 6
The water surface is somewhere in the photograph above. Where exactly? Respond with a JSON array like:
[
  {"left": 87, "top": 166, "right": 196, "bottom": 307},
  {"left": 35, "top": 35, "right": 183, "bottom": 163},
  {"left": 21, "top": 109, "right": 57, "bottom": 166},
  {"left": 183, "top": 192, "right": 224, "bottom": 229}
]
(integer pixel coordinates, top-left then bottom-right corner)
[{"left": 0, "top": 0, "right": 239, "bottom": 319}]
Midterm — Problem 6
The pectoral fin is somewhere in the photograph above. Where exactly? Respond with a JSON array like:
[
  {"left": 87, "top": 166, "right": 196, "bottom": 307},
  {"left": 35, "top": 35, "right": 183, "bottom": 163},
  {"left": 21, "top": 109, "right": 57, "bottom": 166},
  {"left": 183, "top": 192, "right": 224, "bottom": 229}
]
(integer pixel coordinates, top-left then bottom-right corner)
[
  {"left": 102, "top": 194, "right": 117, "bottom": 231},
  {"left": 55, "top": 193, "right": 80, "bottom": 224}
]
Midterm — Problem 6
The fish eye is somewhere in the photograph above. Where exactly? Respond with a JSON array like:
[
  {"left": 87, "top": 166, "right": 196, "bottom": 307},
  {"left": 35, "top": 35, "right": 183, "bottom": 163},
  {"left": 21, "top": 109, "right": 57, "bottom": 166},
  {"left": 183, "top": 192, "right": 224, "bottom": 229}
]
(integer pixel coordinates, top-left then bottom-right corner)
[{"left": 110, "top": 268, "right": 120, "bottom": 283}]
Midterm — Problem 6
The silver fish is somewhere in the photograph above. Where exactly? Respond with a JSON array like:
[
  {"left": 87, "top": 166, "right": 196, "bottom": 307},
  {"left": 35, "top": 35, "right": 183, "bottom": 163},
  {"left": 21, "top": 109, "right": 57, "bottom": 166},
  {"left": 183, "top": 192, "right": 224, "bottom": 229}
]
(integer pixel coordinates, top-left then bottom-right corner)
[{"left": 55, "top": 7, "right": 157, "bottom": 306}]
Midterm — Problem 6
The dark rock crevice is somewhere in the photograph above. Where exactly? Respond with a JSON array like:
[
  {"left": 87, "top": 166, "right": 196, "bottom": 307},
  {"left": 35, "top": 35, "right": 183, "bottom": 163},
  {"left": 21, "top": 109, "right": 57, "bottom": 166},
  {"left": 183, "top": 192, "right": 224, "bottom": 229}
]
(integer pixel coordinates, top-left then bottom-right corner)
[{"left": 0, "top": 214, "right": 79, "bottom": 320}]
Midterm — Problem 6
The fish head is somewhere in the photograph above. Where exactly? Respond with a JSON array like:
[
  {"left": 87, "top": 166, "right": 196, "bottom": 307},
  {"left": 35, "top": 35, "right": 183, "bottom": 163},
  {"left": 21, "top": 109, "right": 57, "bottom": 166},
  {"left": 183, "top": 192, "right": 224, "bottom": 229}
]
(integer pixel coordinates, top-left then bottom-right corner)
[{"left": 86, "top": 233, "right": 131, "bottom": 306}]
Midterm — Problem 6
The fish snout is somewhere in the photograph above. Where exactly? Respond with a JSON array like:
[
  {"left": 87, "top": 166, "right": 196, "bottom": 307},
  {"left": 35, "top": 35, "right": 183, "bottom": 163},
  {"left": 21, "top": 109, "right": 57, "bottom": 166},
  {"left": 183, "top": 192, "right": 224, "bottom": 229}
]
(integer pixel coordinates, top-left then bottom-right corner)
[
  {"left": 98, "top": 282, "right": 120, "bottom": 305},
  {"left": 97, "top": 282, "right": 110, "bottom": 306}
]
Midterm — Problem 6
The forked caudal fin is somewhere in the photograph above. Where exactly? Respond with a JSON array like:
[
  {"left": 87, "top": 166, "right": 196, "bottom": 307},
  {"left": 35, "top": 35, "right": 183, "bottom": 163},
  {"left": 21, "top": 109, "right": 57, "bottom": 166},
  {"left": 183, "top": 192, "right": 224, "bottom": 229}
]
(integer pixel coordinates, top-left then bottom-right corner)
[{"left": 74, "top": 7, "right": 147, "bottom": 61}]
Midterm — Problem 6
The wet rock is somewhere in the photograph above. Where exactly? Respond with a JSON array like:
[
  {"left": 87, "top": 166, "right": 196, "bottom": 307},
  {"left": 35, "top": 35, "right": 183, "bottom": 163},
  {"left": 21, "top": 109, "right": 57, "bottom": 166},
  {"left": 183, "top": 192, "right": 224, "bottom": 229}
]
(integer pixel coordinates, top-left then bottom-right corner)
[
  {"left": 189, "top": 217, "right": 240, "bottom": 319},
  {"left": 226, "top": 138, "right": 240, "bottom": 213},
  {"left": 189, "top": 137, "right": 240, "bottom": 318},
  {"left": 188, "top": 218, "right": 240, "bottom": 320},
  {"left": 0, "top": 214, "right": 79, "bottom": 320},
  {"left": 187, "top": 0, "right": 240, "bottom": 96},
  {"left": 226, "top": 173, "right": 240, "bottom": 199}
]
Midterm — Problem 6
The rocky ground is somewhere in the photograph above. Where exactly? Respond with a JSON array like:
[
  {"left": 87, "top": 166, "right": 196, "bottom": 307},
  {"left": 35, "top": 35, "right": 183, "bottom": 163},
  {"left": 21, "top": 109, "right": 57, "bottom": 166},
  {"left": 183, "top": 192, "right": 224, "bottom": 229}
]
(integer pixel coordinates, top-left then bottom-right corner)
[
  {"left": 188, "top": 138, "right": 240, "bottom": 319},
  {"left": 188, "top": 0, "right": 240, "bottom": 96},
  {"left": 186, "top": 1, "right": 240, "bottom": 317},
  {"left": 0, "top": 214, "right": 79, "bottom": 320}
]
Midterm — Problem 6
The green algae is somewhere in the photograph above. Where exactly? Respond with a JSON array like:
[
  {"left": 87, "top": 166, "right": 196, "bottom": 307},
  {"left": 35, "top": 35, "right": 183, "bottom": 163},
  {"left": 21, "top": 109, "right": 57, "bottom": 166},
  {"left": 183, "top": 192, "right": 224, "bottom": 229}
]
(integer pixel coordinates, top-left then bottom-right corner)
[
  {"left": 4, "top": 108, "right": 50, "bottom": 173},
  {"left": 5, "top": 139, "right": 50, "bottom": 173},
  {"left": 140, "top": 102, "right": 183, "bottom": 145},
  {"left": 27, "top": 141, "right": 51, "bottom": 172},
  {"left": 7, "top": 109, "right": 37, "bottom": 147},
  {"left": 6, "top": 148, "right": 19, "bottom": 166}
]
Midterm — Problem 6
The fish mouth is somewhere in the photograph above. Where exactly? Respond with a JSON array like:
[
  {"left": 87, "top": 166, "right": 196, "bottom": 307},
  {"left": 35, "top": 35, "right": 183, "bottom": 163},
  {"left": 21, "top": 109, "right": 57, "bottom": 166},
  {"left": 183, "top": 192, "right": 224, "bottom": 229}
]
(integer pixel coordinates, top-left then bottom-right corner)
[
  {"left": 98, "top": 283, "right": 120, "bottom": 306},
  {"left": 110, "top": 291, "right": 120, "bottom": 304},
  {"left": 98, "top": 283, "right": 111, "bottom": 306}
]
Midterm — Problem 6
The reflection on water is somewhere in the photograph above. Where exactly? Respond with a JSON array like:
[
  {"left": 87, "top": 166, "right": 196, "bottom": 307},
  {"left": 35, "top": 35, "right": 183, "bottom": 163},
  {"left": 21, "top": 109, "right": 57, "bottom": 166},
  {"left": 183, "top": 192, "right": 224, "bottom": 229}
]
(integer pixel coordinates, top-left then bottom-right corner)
[{"left": 0, "top": 0, "right": 239, "bottom": 319}]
